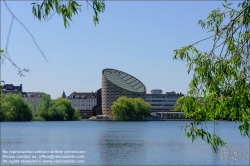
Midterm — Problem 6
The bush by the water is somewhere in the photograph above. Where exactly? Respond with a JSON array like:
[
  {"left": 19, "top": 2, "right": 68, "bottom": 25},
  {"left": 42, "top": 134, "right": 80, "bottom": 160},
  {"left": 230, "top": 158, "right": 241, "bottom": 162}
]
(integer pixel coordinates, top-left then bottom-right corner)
[
  {"left": 111, "top": 96, "right": 151, "bottom": 121},
  {"left": 38, "top": 95, "right": 81, "bottom": 121},
  {"left": 33, "top": 116, "right": 45, "bottom": 121},
  {"left": 0, "top": 93, "right": 34, "bottom": 121}
]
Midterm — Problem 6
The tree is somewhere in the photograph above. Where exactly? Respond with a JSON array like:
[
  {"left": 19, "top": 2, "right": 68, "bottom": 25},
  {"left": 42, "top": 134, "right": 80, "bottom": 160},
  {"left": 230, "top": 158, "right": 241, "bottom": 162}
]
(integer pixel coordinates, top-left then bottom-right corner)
[
  {"left": 112, "top": 96, "right": 151, "bottom": 121},
  {"left": 72, "top": 107, "right": 81, "bottom": 120},
  {"left": 0, "top": 93, "right": 34, "bottom": 121},
  {"left": 54, "top": 98, "right": 75, "bottom": 120},
  {"left": 173, "top": 99, "right": 183, "bottom": 112},
  {"left": 37, "top": 94, "right": 53, "bottom": 120},
  {"left": 0, "top": 0, "right": 105, "bottom": 75},
  {"left": 31, "top": 0, "right": 105, "bottom": 28},
  {"left": 173, "top": 0, "right": 250, "bottom": 152},
  {"left": 133, "top": 97, "right": 151, "bottom": 120},
  {"left": 38, "top": 95, "right": 81, "bottom": 121}
]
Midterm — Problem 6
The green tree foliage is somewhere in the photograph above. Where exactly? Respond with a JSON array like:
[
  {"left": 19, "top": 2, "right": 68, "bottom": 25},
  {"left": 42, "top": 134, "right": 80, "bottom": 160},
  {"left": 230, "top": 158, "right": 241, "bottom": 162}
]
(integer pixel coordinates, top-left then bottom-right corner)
[
  {"left": 0, "top": 93, "right": 34, "bottom": 121},
  {"left": 112, "top": 96, "right": 151, "bottom": 121},
  {"left": 54, "top": 97, "right": 76, "bottom": 120},
  {"left": 33, "top": 116, "right": 45, "bottom": 121},
  {"left": 133, "top": 97, "right": 151, "bottom": 120},
  {"left": 31, "top": 0, "right": 105, "bottom": 27},
  {"left": 173, "top": 99, "right": 183, "bottom": 112},
  {"left": 38, "top": 95, "right": 81, "bottom": 121},
  {"left": 72, "top": 108, "right": 81, "bottom": 120},
  {"left": 37, "top": 94, "right": 52, "bottom": 120},
  {"left": 173, "top": 0, "right": 250, "bottom": 152}
]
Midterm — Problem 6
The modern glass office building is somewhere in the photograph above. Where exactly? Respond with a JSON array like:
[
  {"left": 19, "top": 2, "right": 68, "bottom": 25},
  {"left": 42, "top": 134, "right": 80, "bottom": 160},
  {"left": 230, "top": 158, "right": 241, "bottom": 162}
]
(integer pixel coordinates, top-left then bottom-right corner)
[
  {"left": 146, "top": 91, "right": 184, "bottom": 115},
  {"left": 102, "top": 68, "right": 146, "bottom": 116}
]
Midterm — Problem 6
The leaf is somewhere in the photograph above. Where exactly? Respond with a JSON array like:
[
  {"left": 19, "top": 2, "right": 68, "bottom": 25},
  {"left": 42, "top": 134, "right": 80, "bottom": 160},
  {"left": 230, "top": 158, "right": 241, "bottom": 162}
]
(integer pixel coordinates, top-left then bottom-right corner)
[{"left": 48, "top": 0, "right": 53, "bottom": 9}]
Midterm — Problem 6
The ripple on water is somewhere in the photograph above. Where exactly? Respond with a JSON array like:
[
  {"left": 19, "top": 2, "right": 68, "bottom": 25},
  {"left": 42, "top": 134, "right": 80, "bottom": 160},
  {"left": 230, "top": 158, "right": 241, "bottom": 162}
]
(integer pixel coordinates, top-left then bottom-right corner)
[{"left": 1, "top": 121, "right": 249, "bottom": 165}]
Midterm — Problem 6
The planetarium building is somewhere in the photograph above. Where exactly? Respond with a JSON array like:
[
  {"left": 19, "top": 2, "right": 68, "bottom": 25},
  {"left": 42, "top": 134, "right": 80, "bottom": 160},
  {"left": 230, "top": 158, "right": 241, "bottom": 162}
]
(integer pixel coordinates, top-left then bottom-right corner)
[{"left": 102, "top": 68, "right": 146, "bottom": 116}]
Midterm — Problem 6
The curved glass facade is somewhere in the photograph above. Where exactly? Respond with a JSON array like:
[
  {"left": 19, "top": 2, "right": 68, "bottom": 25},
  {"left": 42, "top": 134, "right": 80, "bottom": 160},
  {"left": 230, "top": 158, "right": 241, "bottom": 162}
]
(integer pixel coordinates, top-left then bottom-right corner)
[{"left": 102, "top": 69, "right": 146, "bottom": 115}]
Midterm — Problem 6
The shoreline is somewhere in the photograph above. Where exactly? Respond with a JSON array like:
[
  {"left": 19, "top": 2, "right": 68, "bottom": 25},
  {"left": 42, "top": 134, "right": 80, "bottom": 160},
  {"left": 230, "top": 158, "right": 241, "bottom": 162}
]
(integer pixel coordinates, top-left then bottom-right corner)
[
  {"left": 82, "top": 118, "right": 234, "bottom": 122},
  {"left": 0, "top": 119, "right": 235, "bottom": 122}
]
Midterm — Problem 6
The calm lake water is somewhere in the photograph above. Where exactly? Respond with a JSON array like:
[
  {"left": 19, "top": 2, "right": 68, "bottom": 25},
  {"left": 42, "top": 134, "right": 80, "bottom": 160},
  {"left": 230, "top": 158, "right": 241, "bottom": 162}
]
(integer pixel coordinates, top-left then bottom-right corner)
[{"left": 1, "top": 121, "right": 249, "bottom": 165}]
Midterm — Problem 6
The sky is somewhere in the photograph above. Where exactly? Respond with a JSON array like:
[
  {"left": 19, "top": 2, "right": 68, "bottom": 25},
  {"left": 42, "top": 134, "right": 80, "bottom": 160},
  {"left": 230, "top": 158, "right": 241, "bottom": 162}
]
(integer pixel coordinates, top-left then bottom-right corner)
[{"left": 0, "top": 1, "right": 239, "bottom": 99}]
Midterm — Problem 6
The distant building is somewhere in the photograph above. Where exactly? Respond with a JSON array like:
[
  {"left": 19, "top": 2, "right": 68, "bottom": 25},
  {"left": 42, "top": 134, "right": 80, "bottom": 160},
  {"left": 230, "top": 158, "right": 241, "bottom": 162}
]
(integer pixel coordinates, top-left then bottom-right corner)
[
  {"left": 2, "top": 84, "right": 23, "bottom": 94},
  {"left": 1, "top": 83, "right": 47, "bottom": 115},
  {"left": 68, "top": 92, "right": 97, "bottom": 119},
  {"left": 150, "top": 89, "right": 162, "bottom": 94},
  {"left": 23, "top": 92, "right": 46, "bottom": 115},
  {"left": 92, "top": 88, "right": 102, "bottom": 116},
  {"left": 146, "top": 90, "right": 184, "bottom": 116},
  {"left": 62, "top": 91, "right": 66, "bottom": 98}
]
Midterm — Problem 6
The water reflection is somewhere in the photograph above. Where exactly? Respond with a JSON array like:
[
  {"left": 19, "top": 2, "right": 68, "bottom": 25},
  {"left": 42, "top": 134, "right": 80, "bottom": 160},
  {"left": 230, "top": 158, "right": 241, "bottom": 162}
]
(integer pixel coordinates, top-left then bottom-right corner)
[
  {"left": 1, "top": 121, "right": 249, "bottom": 165},
  {"left": 98, "top": 127, "right": 146, "bottom": 165}
]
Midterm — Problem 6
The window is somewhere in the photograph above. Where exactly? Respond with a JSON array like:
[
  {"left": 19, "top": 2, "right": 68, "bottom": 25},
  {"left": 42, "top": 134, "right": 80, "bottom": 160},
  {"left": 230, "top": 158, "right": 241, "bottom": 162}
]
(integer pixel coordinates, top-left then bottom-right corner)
[{"left": 84, "top": 113, "right": 88, "bottom": 115}]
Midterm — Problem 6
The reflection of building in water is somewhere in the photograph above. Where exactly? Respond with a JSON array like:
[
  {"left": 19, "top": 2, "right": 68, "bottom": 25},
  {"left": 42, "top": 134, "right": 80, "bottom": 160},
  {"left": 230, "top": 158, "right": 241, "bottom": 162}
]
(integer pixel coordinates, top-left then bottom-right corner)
[
  {"left": 101, "top": 68, "right": 146, "bottom": 118},
  {"left": 98, "top": 129, "right": 146, "bottom": 165},
  {"left": 156, "top": 112, "right": 185, "bottom": 119}
]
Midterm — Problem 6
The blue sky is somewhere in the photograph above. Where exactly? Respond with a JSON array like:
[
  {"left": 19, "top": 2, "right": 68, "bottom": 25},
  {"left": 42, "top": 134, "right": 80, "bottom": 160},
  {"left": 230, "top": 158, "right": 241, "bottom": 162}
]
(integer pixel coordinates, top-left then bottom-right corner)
[{"left": 1, "top": 1, "right": 236, "bottom": 99}]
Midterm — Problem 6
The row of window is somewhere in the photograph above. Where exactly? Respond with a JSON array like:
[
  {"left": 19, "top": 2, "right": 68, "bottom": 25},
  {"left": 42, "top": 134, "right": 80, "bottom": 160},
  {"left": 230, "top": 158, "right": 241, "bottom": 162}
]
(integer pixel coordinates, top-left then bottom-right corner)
[
  {"left": 72, "top": 104, "right": 96, "bottom": 106},
  {"left": 146, "top": 100, "right": 176, "bottom": 102},
  {"left": 25, "top": 98, "right": 40, "bottom": 102},
  {"left": 69, "top": 95, "right": 95, "bottom": 98},
  {"left": 151, "top": 109, "right": 171, "bottom": 111},
  {"left": 79, "top": 108, "right": 92, "bottom": 110},
  {"left": 71, "top": 99, "right": 96, "bottom": 102},
  {"left": 146, "top": 96, "right": 178, "bottom": 98},
  {"left": 151, "top": 104, "right": 174, "bottom": 106},
  {"left": 24, "top": 95, "right": 42, "bottom": 97}
]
